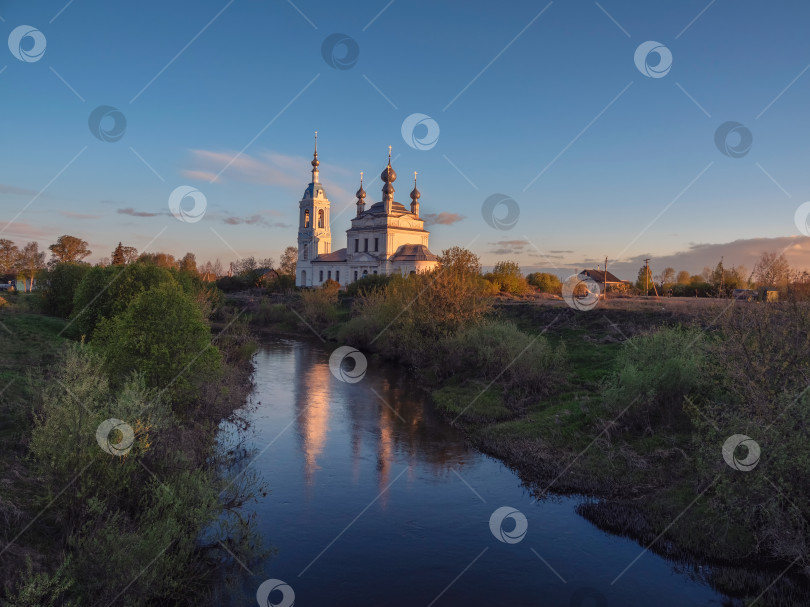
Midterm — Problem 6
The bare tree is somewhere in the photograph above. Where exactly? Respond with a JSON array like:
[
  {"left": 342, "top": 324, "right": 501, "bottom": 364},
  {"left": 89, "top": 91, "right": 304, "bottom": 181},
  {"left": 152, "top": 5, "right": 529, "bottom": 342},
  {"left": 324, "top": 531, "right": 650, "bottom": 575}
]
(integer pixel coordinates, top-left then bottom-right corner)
[{"left": 753, "top": 251, "right": 791, "bottom": 288}]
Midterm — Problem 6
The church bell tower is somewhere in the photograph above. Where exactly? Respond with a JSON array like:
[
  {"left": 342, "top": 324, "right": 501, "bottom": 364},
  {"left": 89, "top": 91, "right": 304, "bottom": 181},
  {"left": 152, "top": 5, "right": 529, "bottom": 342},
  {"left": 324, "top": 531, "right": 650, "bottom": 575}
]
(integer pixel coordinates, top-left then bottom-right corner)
[{"left": 296, "top": 133, "right": 332, "bottom": 287}]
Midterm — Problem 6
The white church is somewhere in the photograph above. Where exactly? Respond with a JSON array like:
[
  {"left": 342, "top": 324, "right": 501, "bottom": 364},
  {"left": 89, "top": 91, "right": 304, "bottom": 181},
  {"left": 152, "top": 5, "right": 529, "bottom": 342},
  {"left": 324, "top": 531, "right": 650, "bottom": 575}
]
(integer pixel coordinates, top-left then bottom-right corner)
[{"left": 296, "top": 139, "right": 440, "bottom": 288}]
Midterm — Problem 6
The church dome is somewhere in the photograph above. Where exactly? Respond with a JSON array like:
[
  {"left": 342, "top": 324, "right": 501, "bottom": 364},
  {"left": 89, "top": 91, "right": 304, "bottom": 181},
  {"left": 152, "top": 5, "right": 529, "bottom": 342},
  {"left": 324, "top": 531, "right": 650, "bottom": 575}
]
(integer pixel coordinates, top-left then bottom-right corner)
[
  {"left": 356, "top": 185, "right": 366, "bottom": 199},
  {"left": 381, "top": 164, "right": 396, "bottom": 183},
  {"left": 410, "top": 186, "right": 420, "bottom": 201}
]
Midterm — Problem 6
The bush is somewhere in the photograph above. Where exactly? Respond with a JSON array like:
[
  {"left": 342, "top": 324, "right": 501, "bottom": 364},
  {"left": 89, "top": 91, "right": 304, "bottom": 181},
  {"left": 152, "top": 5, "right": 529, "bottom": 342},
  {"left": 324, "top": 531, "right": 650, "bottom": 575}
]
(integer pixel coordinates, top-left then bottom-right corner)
[
  {"left": 602, "top": 327, "right": 708, "bottom": 432},
  {"left": 434, "top": 320, "right": 567, "bottom": 404},
  {"left": 345, "top": 273, "right": 392, "bottom": 297},
  {"left": 527, "top": 272, "right": 562, "bottom": 294},
  {"left": 297, "top": 280, "right": 340, "bottom": 332},
  {"left": 38, "top": 263, "right": 91, "bottom": 317},
  {"left": 92, "top": 282, "right": 223, "bottom": 409},
  {"left": 70, "top": 263, "right": 179, "bottom": 339}
]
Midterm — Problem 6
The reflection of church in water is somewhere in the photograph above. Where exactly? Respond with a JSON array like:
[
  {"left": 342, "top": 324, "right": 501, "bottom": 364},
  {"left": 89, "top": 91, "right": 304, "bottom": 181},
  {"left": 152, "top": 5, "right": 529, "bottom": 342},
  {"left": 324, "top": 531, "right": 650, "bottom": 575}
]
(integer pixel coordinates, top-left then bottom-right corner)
[
  {"left": 292, "top": 344, "right": 469, "bottom": 495},
  {"left": 295, "top": 137, "right": 439, "bottom": 288}
]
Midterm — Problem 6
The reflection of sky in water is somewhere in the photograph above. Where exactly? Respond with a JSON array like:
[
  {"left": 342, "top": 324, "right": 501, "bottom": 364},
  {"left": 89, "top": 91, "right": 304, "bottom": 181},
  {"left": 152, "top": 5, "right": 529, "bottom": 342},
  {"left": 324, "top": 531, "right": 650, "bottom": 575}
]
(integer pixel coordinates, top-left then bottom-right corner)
[{"left": 221, "top": 339, "right": 727, "bottom": 607}]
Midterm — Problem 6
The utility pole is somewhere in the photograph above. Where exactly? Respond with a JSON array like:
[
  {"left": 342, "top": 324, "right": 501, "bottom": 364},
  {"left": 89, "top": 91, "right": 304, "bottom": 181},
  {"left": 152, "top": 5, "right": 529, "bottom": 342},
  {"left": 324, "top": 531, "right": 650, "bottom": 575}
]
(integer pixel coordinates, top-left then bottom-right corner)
[
  {"left": 644, "top": 258, "right": 650, "bottom": 296},
  {"left": 604, "top": 256, "right": 608, "bottom": 300}
]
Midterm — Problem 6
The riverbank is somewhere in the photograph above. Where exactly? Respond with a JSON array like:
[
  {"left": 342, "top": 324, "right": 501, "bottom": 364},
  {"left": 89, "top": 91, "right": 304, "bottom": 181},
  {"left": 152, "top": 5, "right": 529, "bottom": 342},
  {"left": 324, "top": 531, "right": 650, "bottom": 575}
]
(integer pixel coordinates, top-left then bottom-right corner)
[
  {"left": 0, "top": 290, "right": 262, "bottom": 605},
  {"left": 235, "top": 288, "right": 810, "bottom": 605}
]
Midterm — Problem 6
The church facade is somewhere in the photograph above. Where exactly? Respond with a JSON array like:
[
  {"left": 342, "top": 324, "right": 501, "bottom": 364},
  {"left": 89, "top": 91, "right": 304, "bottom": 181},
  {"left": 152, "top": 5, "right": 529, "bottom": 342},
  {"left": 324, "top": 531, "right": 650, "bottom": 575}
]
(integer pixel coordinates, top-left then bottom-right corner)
[{"left": 295, "top": 142, "right": 439, "bottom": 288}]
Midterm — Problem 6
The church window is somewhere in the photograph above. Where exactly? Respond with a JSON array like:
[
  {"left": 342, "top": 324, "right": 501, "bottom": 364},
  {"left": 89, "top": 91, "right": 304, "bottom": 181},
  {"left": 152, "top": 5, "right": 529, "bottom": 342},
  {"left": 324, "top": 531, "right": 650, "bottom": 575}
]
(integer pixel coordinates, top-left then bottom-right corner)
[
  {"left": 319, "top": 270, "right": 323, "bottom": 282},
  {"left": 304, "top": 210, "right": 310, "bottom": 228},
  {"left": 364, "top": 238, "right": 368, "bottom": 252},
  {"left": 373, "top": 270, "right": 377, "bottom": 275},
  {"left": 354, "top": 239, "right": 359, "bottom": 252},
  {"left": 374, "top": 238, "right": 379, "bottom": 251},
  {"left": 354, "top": 271, "right": 358, "bottom": 281},
  {"left": 303, "top": 245, "right": 308, "bottom": 261},
  {"left": 327, "top": 270, "right": 331, "bottom": 280},
  {"left": 336, "top": 271, "right": 340, "bottom": 282},
  {"left": 318, "top": 209, "right": 324, "bottom": 228},
  {"left": 363, "top": 270, "right": 368, "bottom": 277}
]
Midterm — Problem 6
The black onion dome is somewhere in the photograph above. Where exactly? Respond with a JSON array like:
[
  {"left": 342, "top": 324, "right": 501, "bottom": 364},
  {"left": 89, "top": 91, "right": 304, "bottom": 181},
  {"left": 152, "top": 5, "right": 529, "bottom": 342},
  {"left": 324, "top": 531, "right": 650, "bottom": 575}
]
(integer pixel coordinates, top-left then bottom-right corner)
[{"left": 410, "top": 187, "right": 420, "bottom": 201}]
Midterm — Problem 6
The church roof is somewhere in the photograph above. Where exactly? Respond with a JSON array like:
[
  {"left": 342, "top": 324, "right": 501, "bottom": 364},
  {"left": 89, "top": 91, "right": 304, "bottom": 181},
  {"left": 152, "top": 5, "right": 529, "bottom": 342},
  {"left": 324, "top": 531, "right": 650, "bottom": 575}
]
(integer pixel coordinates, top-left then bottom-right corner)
[
  {"left": 579, "top": 269, "right": 626, "bottom": 283},
  {"left": 390, "top": 244, "right": 439, "bottom": 262},
  {"left": 312, "top": 248, "right": 347, "bottom": 263},
  {"left": 362, "top": 200, "right": 410, "bottom": 215}
]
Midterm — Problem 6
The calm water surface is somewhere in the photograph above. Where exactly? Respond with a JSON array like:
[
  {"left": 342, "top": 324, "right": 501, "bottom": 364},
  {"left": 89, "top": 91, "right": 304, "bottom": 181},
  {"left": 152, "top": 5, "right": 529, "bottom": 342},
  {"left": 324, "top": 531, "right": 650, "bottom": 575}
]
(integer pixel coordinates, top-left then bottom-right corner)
[{"left": 224, "top": 338, "right": 732, "bottom": 606}]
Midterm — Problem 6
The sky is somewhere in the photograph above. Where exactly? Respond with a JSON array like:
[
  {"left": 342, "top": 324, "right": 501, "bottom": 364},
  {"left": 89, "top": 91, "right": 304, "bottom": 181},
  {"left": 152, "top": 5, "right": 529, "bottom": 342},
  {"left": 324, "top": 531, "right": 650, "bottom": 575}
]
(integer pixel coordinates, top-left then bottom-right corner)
[{"left": 2, "top": 0, "right": 810, "bottom": 280}]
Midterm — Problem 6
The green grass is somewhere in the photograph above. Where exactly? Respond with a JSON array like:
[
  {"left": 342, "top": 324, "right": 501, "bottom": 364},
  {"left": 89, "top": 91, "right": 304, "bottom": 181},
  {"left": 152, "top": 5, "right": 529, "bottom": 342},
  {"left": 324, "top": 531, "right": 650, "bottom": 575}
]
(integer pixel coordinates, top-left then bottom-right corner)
[
  {"left": 432, "top": 382, "right": 512, "bottom": 423},
  {"left": 0, "top": 312, "right": 69, "bottom": 411}
]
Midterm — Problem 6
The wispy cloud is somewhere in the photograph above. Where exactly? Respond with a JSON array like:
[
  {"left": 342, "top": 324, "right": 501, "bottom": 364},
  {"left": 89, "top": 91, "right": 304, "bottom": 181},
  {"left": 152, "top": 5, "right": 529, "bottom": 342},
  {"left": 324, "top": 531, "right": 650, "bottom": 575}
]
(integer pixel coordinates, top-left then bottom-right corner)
[
  {"left": 487, "top": 239, "right": 530, "bottom": 255},
  {"left": 0, "top": 184, "right": 39, "bottom": 196},
  {"left": 59, "top": 210, "right": 102, "bottom": 219},
  {"left": 118, "top": 207, "right": 163, "bottom": 218},
  {"left": 423, "top": 212, "right": 465, "bottom": 226}
]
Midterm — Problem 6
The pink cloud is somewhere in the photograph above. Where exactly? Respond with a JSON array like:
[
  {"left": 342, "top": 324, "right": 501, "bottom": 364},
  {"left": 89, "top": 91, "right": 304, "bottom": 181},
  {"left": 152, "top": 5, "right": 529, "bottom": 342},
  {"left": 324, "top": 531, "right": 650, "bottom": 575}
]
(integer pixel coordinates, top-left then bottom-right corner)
[
  {"left": 59, "top": 210, "right": 102, "bottom": 219},
  {"left": 423, "top": 212, "right": 465, "bottom": 226}
]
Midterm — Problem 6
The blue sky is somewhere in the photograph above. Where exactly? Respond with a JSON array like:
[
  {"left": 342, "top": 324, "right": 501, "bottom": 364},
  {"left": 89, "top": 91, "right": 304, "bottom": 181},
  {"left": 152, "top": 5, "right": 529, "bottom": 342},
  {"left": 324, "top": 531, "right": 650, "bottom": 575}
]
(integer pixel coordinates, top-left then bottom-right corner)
[{"left": 2, "top": 0, "right": 810, "bottom": 279}]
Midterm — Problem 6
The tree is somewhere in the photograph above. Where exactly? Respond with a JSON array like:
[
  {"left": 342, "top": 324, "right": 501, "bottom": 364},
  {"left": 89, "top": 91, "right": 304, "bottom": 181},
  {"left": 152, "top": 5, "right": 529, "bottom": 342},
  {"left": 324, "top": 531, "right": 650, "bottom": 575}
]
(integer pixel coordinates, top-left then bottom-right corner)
[
  {"left": 93, "top": 282, "right": 222, "bottom": 408},
  {"left": 657, "top": 267, "right": 676, "bottom": 287},
  {"left": 636, "top": 265, "right": 654, "bottom": 292},
  {"left": 676, "top": 270, "right": 691, "bottom": 285},
  {"left": 527, "top": 272, "right": 562, "bottom": 294},
  {"left": 439, "top": 246, "right": 481, "bottom": 275},
  {"left": 753, "top": 251, "right": 791, "bottom": 288},
  {"left": 49, "top": 235, "right": 91, "bottom": 264},
  {"left": 486, "top": 260, "right": 529, "bottom": 295},
  {"left": 17, "top": 241, "right": 46, "bottom": 292},
  {"left": 40, "top": 262, "right": 91, "bottom": 317},
  {"left": 138, "top": 252, "right": 178, "bottom": 269},
  {"left": 279, "top": 246, "right": 298, "bottom": 276},
  {"left": 0, "top": 239, "right": 19, "bottom": 276},
  {"left": 111, "top": 242, "right": 126, "bottom": 265},
  {"left": 179, "top": 252, "right": 198, "bottom": 276}
]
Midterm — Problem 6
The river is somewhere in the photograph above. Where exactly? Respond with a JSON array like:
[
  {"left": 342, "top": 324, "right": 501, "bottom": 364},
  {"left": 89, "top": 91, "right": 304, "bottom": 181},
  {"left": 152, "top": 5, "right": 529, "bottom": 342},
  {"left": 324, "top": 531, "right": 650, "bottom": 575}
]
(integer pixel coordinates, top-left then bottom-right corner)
[{"left": 222, "top": 338, "right": 733, "bottom": 606}]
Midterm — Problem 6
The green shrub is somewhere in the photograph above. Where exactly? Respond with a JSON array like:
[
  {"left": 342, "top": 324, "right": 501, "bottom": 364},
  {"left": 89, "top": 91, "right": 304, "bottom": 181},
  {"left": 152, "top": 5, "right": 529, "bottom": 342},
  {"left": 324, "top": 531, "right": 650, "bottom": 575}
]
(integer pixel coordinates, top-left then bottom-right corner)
[
  {"left": 345, "top": 273, "right": 392, "bottom": 297},
  {"left": 435, "top": 320, "right": 567, "bottom": 404},
  {"left": 38, "top": 262, "right": 91, "bottom": 318},
  {"left": 92, "top": 282, "right": 222, "bottom": 408},
  {"left": 602, "top": 326, "right": 708, "bottom": 432}
]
